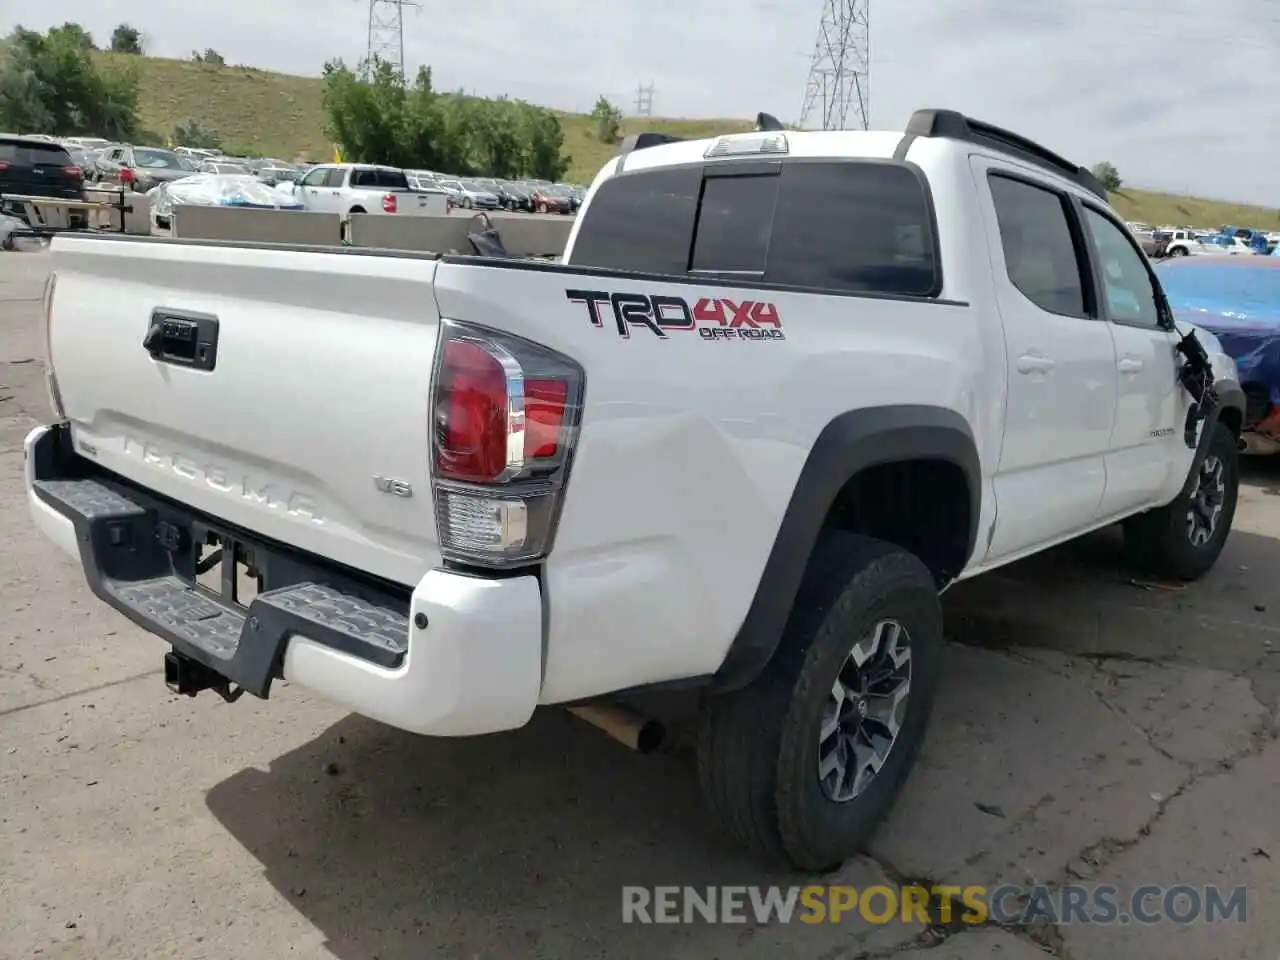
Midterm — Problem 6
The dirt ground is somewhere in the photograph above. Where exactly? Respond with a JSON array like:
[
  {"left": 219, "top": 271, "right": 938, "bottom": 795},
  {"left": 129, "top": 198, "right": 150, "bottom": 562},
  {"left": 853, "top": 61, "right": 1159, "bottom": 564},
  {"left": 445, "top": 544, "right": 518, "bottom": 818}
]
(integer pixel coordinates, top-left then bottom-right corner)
[{"left": 2, "top": 248, "right": 1277, "bottom": 959}]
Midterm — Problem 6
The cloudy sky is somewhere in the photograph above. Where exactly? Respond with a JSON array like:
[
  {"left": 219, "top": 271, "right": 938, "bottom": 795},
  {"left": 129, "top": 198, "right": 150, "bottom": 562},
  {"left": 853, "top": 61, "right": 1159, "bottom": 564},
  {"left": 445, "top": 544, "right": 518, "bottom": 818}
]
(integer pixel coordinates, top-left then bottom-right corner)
[{"left": 3, "top": 0, "right": 1277, "bottom": 204}]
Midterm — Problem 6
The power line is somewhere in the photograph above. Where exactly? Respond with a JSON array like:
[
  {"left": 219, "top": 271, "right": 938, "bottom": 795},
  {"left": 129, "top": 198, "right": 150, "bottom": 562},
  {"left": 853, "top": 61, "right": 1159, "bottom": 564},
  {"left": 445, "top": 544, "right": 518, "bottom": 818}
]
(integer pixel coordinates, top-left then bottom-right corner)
[
  {"left": 366, "top": 0, "right": 419, "bottom": 79},
  {"left": 635, "top": 82, "right": 655, "bottom": 117},
  {"left": 799, "top": 0, "right": 870, "bottom": 130}
]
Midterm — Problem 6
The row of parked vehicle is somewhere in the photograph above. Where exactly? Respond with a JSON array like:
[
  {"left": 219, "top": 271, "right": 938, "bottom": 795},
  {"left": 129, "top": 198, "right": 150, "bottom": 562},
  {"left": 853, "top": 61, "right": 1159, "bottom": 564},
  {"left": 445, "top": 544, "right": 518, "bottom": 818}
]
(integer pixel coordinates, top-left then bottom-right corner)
[
  {"left": 1127, "top": 221, "right": 1280, "bottom": 259},
  {"left": 41, "top": 136, "right": 588, "bottom": 216}
]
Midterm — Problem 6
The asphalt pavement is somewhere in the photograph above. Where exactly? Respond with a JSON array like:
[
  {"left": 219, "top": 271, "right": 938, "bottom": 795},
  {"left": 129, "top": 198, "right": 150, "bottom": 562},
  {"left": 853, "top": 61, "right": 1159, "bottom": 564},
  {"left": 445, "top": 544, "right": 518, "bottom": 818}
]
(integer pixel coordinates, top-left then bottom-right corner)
[{"left": 1, "top": 248, "right": 1277, "bottom": 959}]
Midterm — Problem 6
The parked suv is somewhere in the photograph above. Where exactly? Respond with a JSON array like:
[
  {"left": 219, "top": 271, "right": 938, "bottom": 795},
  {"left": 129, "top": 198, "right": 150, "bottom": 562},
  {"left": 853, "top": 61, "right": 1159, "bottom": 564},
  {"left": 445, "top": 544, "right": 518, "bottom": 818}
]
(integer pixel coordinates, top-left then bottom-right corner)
[{"left": 0, "top": 135, "right": 87, "bottom": 235}]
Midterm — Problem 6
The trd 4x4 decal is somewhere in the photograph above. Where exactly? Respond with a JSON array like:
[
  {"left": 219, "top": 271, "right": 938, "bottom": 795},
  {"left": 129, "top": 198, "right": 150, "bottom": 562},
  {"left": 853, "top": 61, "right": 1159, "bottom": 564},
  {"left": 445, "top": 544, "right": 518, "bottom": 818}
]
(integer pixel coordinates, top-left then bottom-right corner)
[{"left": 566, "top": 290, "right": 785, "bottom": 341}]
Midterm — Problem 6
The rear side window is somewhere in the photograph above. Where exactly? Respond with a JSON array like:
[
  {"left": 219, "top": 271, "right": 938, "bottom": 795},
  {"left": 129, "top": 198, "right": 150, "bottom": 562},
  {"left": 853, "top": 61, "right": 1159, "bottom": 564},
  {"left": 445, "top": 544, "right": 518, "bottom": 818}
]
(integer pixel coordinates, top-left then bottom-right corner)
[
  {"left": 573, "top": 160, "right": 940, "bottom": 297},
  {"left": 352, "top": 167, "right": 408, "bottom": 189},
  {"left": 987, "top": 174, "right": 1087, "bottom": 317},
  {"left": 0, "top": 141, "right": 72, "bottom": 166}
]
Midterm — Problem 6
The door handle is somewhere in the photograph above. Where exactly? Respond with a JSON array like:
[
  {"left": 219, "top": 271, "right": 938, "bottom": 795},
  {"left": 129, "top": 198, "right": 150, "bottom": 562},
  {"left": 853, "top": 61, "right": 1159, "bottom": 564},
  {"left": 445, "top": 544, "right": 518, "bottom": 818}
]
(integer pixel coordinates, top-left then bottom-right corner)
[
  {"left": 1117, "top": 358, "right": 1144, "bottom": 374},
  {"left": 1016, "top": 354, "right": 1055, "bottom": 374}
]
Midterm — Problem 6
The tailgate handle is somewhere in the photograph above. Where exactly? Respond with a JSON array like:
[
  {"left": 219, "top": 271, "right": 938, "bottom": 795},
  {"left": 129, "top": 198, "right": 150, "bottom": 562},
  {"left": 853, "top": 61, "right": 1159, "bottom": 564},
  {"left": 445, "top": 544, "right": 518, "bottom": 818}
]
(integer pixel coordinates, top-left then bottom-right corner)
[{"left": 144, "top": 309, "right": 219, "bottom": 372}]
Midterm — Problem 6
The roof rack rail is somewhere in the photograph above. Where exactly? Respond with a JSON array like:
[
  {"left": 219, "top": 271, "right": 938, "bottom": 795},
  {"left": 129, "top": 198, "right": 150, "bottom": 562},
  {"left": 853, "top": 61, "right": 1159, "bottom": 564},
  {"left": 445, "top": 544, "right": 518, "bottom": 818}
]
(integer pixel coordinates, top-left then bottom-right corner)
[
  {"left": 903, "top": 108, "right": 1107, "bottom": 200},
  {"left": 616, "top": 132, "right": 687, "bottom": 158}
]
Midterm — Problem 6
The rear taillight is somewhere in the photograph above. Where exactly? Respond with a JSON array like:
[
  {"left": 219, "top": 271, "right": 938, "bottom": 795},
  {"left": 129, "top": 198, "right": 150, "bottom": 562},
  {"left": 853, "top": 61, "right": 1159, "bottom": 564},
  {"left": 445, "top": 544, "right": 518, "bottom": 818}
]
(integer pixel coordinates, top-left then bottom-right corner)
[
  {"left": 42, "top": 271, "right": 66, "bottom": 420},
  {"left": 63, "top": 165, "right": 83, "bottom": 179},
  {"left": 382, "top": 193, "right": 397, "bottom": 213},
  {"left": 119, "top": 167, "right": 135, "bottom": 183},
  {"left": 430, "top": 320, "right": 584, "bottom": 568},
  {"left": 0, "top": 160, "right": 9, "bottom": 172}
]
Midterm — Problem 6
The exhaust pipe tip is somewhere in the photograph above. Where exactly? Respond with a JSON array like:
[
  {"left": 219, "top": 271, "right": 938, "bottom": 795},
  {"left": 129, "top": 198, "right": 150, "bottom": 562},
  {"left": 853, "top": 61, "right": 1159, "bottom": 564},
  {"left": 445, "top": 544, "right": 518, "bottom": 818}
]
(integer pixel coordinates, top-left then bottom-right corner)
[{"left": 567, "top": 703, "right": 666, "bottom": 754}]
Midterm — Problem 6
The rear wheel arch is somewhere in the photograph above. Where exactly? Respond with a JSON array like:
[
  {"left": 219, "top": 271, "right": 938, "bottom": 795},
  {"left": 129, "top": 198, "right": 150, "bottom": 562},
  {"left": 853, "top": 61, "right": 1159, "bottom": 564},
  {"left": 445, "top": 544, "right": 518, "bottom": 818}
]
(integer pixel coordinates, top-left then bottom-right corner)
[{"left": 709, "top": 405, "right": 980, "bottom": 692}]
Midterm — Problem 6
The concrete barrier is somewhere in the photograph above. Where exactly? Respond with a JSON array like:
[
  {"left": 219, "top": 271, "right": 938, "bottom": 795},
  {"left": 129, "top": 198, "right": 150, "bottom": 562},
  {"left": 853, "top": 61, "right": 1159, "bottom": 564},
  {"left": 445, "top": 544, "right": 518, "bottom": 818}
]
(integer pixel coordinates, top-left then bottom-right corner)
[
  {"left": 171, "top": 206, "right": 342, "bottom": 245},
  {"left": 348, "top": 211, "right": 572, "bottom": 257}
]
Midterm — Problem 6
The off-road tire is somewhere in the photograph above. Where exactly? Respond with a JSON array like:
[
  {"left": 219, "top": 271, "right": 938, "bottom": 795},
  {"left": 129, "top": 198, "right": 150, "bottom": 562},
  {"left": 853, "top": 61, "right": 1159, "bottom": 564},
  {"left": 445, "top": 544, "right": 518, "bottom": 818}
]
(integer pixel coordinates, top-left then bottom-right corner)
[
  {"left": 1123, "top": 421, "right": 1238, "bottom": 580},
  {"left": 697, "top": 532, "right": 942, "bottom": 871}
]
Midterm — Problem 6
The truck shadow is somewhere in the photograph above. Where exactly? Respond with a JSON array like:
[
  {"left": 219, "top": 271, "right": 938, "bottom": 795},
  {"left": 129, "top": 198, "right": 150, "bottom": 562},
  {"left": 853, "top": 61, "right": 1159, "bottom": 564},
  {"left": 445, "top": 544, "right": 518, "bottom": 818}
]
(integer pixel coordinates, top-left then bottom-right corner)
[{"left": 204, "top": 472, "right": 1280, "bottom": 959}]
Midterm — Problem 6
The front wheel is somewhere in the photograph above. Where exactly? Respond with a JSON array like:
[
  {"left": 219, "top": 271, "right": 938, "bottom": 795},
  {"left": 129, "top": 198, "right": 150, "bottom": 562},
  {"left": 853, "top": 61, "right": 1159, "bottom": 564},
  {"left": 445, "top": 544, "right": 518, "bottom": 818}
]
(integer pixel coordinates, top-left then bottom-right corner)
[
  {"left": 1169, "top": 245, "right": 1188, "bottom": 257},
  {"left": 697, "top": 533, "right": 942, "bottom": 871},
  {"left": 1123, "top": 421, "right": 1239, "bottom": 580}
]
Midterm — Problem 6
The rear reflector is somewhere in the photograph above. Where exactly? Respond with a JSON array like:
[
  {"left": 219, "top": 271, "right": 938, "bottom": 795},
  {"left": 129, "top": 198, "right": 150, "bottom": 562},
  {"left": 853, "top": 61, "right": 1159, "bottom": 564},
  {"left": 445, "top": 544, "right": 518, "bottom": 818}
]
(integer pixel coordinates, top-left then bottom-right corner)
[{"left": 430, "top": 320, "right": 584, "bottom": 568}]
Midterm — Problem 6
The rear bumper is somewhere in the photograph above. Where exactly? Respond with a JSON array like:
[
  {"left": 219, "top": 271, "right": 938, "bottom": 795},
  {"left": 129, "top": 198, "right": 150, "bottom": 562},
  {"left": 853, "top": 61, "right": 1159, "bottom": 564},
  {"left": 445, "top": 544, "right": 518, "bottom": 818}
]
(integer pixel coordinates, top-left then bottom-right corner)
[{"left": 24, "top": 423, "right": 543, "bottom": 736}]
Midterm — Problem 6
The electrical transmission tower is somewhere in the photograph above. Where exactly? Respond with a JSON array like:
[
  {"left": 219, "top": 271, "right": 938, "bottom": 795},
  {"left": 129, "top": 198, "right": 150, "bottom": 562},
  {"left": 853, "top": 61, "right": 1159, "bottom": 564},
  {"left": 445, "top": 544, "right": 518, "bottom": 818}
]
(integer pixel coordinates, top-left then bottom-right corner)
[
  {"left": 366, "top": 0, "right": 419, "bottom": 78},
  {"left": 634, "top": 82, "right": 655, "bottom": 117},
  {"left": 798, "top": 0, "right": 870, "bottom": 130}
]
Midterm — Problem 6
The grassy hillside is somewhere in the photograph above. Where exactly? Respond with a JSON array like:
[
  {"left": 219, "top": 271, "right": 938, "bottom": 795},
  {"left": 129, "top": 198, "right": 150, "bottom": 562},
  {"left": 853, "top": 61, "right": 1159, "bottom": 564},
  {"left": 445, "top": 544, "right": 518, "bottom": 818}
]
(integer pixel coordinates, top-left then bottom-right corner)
[{"left": 102, "top": 53, "right": 1278, "bottom": 227}]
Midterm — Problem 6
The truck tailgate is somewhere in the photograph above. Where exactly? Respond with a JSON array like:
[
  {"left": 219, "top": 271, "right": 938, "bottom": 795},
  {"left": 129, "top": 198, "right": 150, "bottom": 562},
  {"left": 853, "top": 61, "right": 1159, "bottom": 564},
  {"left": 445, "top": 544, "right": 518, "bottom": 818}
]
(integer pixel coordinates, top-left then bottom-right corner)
[{"left": 48, "top": 236, "right": 442, "bottom": 586}]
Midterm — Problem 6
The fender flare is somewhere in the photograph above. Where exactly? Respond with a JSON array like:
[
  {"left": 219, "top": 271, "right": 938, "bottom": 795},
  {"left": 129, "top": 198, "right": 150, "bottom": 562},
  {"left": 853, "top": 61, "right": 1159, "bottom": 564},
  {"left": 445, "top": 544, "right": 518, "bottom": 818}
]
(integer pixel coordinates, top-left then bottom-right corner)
[
  {"left": 709, "top": 405, "right": 982, "bottom": 692},
  {"left": 1215, "top": 381, "right": 1246, "bottom": 432}
]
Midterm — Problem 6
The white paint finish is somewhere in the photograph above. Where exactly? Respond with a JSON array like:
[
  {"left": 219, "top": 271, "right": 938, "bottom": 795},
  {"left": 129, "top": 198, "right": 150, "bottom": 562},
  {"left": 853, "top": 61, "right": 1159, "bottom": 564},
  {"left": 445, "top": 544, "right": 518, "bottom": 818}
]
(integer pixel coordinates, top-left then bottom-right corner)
[
  {"left": 48, "top": 236, "right": 443, "bottom": 587},
  {"left": 966, "top": 155, "right": 1117, "bottom": 561},
  {"left": 32, "top": 127, "right": 1247, "bottom": 717},
  {"left": 283, "top": 569, "right": 543, "bottom": 736},
  {"left": 431, "top": 259, "right": 986, "bottom": 699}
]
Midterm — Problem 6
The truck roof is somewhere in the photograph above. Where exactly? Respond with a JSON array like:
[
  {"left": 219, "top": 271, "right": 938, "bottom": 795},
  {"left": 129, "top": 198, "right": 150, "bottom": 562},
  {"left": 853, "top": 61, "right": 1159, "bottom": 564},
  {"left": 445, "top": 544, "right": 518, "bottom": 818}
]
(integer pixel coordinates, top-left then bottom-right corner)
[{"left": 612, "top": 107, "right": 1107, "bottom": 201}]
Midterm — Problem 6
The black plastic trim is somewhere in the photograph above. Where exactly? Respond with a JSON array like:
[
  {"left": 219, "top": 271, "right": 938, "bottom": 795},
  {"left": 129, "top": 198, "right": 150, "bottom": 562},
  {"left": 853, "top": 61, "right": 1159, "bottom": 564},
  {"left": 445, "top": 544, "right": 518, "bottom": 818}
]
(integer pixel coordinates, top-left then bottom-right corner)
[
  {"left": 906, "top": 108, "right": 1106, "bottom": 199},
  {"left": 29, "top": 425, "right": 411, "bottom": 697},
  {"left": 710, "top": 405, "right": 982, "bottom": 691}
]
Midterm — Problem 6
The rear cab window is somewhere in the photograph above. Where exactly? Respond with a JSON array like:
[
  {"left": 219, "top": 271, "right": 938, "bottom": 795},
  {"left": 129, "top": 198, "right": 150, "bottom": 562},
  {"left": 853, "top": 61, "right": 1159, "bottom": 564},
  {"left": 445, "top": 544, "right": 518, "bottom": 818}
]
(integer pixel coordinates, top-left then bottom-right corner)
[
  {"left": 986, "top": 173, "right": 1090, "bottom": 317},
  {"left": 0, "top": 139, "right": 73, "bottom": 167},
  {"left": 570, "top": 159, "right": 941, "bottom": 298},
  {"left": 352, "top": 167, "right": 409, "bottom": 190}
]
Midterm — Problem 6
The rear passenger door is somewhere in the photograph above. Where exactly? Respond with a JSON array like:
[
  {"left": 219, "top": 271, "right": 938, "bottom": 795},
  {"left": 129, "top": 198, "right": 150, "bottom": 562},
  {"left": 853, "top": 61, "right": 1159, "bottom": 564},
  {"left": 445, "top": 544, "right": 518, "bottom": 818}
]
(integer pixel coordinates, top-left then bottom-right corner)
[
  {"left": 1077, "top": 204, "right": 1183, "bottom": 517},
  {"left": 972, "top": 159, "right": 1118, "bottom": 563}
]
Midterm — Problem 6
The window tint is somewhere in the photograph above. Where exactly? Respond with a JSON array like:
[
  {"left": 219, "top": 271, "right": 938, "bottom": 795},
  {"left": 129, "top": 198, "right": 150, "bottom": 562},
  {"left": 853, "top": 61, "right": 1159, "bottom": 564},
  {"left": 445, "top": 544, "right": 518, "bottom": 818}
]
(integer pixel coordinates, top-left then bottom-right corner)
[
  {"left": 323, "top": 168, "right": 347, "bottom": 188},
  {"left": 1081, "top": 207, "right": 1161, "bottom": 328},
  {"left": 988, "top": 175, "right": 1087, "bottom": 317},
  {"left": 352, "top": 167, "right": 408, "bottom": 189},
  {"left": 573, "top": 161, "right": 939, "bottom": 296},
  {"left": 0, "top": 141, "right": 72, "bottom": 166},
  {"left": 691, "top": 174, "right": 774, "bottom": 274},
  {"left": 299, "top": 167, "right": 327, "bottom": 187}
]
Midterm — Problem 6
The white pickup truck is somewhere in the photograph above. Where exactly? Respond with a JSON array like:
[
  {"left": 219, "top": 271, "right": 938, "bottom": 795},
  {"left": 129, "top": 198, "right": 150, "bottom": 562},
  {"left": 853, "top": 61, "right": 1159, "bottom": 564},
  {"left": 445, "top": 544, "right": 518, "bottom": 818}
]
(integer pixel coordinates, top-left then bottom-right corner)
[
  {"left": 290, "top": 162, "right": 449, "bottom": 220},
  {"left": 26, "top": 108, "right": 1244, "bottom": 870}
]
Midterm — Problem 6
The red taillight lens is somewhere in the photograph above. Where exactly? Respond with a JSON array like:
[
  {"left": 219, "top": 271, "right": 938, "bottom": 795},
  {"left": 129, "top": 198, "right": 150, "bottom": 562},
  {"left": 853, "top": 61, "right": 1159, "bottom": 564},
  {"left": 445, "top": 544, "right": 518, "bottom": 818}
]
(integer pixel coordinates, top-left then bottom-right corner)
[
  {"left": 382, "top": 193, "right": 397, "bottom": 213},
  {"left": 0, "top": 161, "right": 10, "bottom": 172},
  {"left": 525, "top": 379, "right": 567, "bottom": 458},
  {"left": 119, "top": 167, "right": 135, "bottom": 183},
  {"left": 430, "top": 321, "right": 584, "bottom": 568},
  {"left": 63, "top": 165, "right": 83, "bottom": 179},
  {"left": 436, "top": 340, "right": 510, "bottom": 482}
]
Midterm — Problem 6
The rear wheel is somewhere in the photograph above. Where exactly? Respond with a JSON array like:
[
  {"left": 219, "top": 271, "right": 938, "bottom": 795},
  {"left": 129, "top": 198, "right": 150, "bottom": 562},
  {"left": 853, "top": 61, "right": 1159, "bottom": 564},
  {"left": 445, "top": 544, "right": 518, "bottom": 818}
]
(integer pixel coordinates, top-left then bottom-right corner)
[
  {"left": 697, "top": 533, "right": 942, "bottom": 870},
  {"left": 1170, "top": 245, "right": 1188, "bottom": 257},
  {"left": 1124, "top": 421, "right": 1238, "bottom": 580}
]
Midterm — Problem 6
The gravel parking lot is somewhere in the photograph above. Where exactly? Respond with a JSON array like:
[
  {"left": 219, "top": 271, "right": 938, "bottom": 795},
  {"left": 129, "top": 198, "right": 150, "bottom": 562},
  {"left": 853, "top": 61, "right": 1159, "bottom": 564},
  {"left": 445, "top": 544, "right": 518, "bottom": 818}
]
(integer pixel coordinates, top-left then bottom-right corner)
[{"left": 2, "top": 248, "right": 1278, "bottom": 959}]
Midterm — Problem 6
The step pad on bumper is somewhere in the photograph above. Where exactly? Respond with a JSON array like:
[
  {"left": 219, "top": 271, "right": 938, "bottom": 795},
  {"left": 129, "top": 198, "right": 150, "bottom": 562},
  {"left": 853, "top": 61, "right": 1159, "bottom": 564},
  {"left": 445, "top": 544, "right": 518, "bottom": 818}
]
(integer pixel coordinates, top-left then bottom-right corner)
[
  {"left": 258, "top": 583, "right": 409, "bottom": 661},
  {"left": 36, "top": 479, "right": 145, "bottom": 521},
  {"left": 112, "top": 577, "right": 243, "bottom": 659}
]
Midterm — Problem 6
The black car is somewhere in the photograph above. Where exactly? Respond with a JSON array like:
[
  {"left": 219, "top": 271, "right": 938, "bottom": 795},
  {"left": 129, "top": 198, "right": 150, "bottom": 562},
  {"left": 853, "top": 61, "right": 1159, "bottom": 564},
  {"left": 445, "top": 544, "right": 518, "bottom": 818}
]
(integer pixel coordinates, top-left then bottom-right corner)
[
  {"left": 498, "top": 181, "right": 533, "bottom": 212},
  {"left": 0, "top": 135, "right": 87, "bottom": 230}
]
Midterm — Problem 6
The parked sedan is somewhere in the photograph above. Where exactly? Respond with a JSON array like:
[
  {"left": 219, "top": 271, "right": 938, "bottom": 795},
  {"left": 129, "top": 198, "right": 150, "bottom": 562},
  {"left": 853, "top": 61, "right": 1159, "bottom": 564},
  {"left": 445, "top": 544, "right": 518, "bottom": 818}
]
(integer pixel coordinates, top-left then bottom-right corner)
[
  {"left": 528, "top": 183, "right": 571, "bottom": 214},
  {"left": 455, "top": 179, "right": 501, "bottom": 209},
  {"left": 96, "top": 145, "right": 198, "bottom": 192},
  {"left": 497, "top": 181, "right": 533, "bottom": 212}
]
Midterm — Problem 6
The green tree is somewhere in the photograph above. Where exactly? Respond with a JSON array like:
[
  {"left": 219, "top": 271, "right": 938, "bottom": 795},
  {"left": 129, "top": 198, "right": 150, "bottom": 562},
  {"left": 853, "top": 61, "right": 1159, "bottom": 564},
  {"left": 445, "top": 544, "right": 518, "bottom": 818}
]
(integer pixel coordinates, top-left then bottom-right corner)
[
  {"left": 321, "top": 57, "right": 570, "bottom": 181},
  {"left": 0, "top": 26, "right": 140, "bottom": 139},
  {"left": 52, "top": 23, "right": 95, "bottom": 51},
  {"left": 110, "top": 23, "right": 143, "bottom": 54},
  {"left": 590, "top": 95, "right": 622, "bottom": 144},
  {"left": 171, "top": 118, "right": 222, "bottom": 149},
  {"left": 1092, "top": 161, "right": 1122, "bottom": 192}
]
